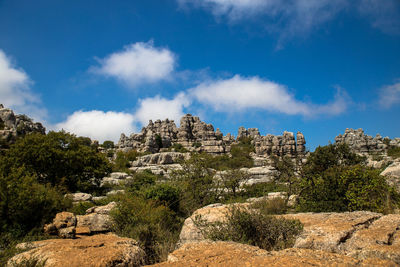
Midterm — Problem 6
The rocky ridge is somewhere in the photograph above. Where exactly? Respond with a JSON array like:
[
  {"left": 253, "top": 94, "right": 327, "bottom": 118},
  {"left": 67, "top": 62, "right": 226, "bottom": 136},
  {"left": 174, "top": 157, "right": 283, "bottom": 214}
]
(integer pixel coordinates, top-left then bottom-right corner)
[
  {"left": 335, "top": 128, "right": 400, "bottom": 154},
  {"left": 118, "top": 114, "right": 306, "bottom": 157},
  {"left": 0, "top": 104, "right": 45, "bottom": 147}
]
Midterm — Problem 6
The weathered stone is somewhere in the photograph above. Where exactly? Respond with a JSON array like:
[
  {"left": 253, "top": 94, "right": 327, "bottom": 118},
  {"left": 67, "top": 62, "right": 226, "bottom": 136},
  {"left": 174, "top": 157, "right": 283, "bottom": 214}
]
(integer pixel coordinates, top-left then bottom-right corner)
[
  {"left": 0, "top": 104, "right": 45, "bottom": 147},
  {"left": 149, "top": 241, "right": 396, "bottom": 267},
  {"left": 76, "top": 213, "right": 113, "bottom": 233},
  {"left": 334, "top": 128, "right": 398, "bottom": 154},
  {"left": 58, "top": 226, "right": 76, "bottom": 239},
  {"left": 131, "top": 152, "right": 190, "bottom": 167},
  {"left": 86, "top": 201, "right": 117, "bottom": 215},
  {"left": 381, "top": 161, "right": 400, "bottom": 192},
  {"left": 65, "top": 192, "right": 92, "bottom": 202},
  {"left": 118, "top": 114, "right": 306, "bottom": 157},
  {"left": 8, "top": 234, "right": 145, "bottom": 267}
]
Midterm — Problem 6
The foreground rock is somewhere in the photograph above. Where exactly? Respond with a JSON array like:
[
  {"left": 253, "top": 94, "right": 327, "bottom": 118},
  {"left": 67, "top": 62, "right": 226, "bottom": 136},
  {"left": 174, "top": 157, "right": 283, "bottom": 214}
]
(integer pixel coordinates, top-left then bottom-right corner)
[
  {"left": 179, "top": 203, "right": 400, "bottom": 264},
  {"left": 149, "top": 241, "right": 395, "bottom": 267},
  {"left": 44, "top": 202, "right": 116, "bottom": 238},
  {"left": 8, "top": 234, "right": 145, "bottom": 267}
]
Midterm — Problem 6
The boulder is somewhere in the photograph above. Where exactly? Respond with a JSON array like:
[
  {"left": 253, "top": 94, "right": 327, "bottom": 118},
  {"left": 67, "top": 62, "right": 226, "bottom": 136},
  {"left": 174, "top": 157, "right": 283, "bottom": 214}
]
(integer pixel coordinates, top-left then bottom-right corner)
[
  {"left": 149, "top": 241, "right": 395, "bottom": 267},
  {"left": 86, "top": 201, "right": 116, "bottom": 215},
  {"left": 65, "top": 192, "right": 92, "bottom": 202},
  {"left": 381, "top": 161, "right": 400, "bottom": 192},
  {"left": 8, "top": 234, "right": 145, "bottom": 267},
  {"left": 177, "top": 204, "right": 400, "bottom": 264}
]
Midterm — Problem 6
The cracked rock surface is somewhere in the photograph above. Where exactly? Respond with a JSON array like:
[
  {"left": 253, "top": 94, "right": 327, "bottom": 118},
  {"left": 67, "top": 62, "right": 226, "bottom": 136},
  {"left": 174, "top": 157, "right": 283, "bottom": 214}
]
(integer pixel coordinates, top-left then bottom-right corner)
[{"left": 178, "top": 204, "right": 400, "bottom": 265}]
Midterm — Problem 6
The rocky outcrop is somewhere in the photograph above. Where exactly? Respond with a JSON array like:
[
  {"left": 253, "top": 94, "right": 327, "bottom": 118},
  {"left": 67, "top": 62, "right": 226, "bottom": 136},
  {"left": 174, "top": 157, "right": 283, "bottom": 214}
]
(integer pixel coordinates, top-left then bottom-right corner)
[
  {"left": 149, "top": 241, "right": 396, "bottom": 267},
  {"left": 178, "top": 203, "right": 400, "bottom": 264},
  {"left": 8, "top": 234, "right": 145, "bottom": 267},
  {"left": 334, "top": 128, "right": 399, "bottom": 154},
  {"left": 381, "top": 160, "right": 400, "bottom": 192},
  {"left": 0, "top": 104, "right": 45, "bottom": 147},
  {"left": 100, "top": 172, "right": 133, "bottom": 187},
  {"left": 131, "top": 152, "right": 190, "bottom": 167},
  {"left": 118, "top": 114, "right": 306, "bottom": 157},
  {"left": 44, "top": 202, "right": 116, "bottom": 238}
]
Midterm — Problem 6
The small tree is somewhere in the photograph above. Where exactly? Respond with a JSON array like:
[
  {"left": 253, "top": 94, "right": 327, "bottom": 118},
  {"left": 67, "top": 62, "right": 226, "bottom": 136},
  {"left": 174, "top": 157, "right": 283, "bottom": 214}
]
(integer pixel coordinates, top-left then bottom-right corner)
[
  {"left": 220, "top": 169, "right": 249, "bottom": 198},
  {"left": 271, "top": 155, "right": 299, "bottom": 198},
  {"left": 102, "top": 140, "right": 114, "bottom": 149}
]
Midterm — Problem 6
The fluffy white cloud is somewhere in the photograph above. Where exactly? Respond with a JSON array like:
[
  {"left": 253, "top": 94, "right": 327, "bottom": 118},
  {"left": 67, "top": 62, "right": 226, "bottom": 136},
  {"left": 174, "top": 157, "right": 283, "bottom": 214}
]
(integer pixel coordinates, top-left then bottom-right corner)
[
  {"left": 134, "top": 93, "right": 190, "bottom": 125},
  {"left": 0, "top": 50, "right": 46, "bottom": 120},
  {"left": 190, "top": 75, "right": 348, "bottom": 116},
  {"left": 379, "top": 82, "right": 400, "bottom": 108},
  {"left": 55, "top": 110, "right": 136, "bottom": 143},
  {"left": 178, "top": 0, "right": 399, "bottom": 44},
  {"left": 92, "top": 41, "right": 176, "bottom": 87}
]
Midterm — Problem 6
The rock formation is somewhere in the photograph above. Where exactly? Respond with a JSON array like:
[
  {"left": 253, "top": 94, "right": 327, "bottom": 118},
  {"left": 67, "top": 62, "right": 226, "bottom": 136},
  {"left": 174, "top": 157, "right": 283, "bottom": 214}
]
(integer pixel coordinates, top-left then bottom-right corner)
[
  {"left": 177, "top": 203, "right": 400, "bottom": 264},
  {"left": 334, "top": 128, "right": 400, "bottom": 154},
  {"left": 118, "top": 114, "right": 306, "bottom": 157},
  {"left": 0, "top": 104, "right": 45, "bottom": 147},
  {"left": 150, "top": 241, "right": 395, "bottom": 267},
  {"left": 8, "top": 234, "right": 145, "bottom": 267}
]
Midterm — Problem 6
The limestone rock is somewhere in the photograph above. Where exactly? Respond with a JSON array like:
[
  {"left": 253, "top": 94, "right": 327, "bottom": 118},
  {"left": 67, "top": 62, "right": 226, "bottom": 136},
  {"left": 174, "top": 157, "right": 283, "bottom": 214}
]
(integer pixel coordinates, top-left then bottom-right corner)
[
  {"left": 381, "top": 161, "right": 400, "bottom": 192},
  {"left": 0, "top": 104, "right": 45, "bottom": 147},
  {"left": 76, "top": 213, "right": 113, "bottom": 233},
  {"left": 118, "top": 114, "right": 306, "bottom": 157},
  {"left": 334, "top": 128, "right": 397, "bottom": 154},
  {"left": 131, "top": 152, "right": 190, "bottom": 167},
  {"left": 86, "top": 201, "right": 117, "bottom": 215},
  {"left": 65, "top": 192, "right": 92, "bottom": 202},
  {"left": 8, "top": 234, "right": 145, "bottom": 267},
  {"left": 149, "top": 241, "right": 395, "bottom": 267}
]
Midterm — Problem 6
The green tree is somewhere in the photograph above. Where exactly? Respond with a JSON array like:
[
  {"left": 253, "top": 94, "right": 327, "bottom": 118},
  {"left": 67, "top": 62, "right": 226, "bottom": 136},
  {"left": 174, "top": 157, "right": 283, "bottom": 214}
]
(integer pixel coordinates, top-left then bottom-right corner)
[
  {"left": 0, "top": 131, "right": 111, "bottom": 193},
  {"left": 220, "top": 169, "right": 249, "bottom": 198},
  {"left": 102, "top": 140, "right": 114, "bottom": 149}
]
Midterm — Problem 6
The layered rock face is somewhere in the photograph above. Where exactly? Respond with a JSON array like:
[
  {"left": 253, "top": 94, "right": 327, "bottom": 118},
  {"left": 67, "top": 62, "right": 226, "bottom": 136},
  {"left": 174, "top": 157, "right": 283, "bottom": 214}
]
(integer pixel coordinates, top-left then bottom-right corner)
[
  {"left": 8, "top": 234, "right": 145, "bottom": 267},
  {"left": 178, "top": 203, "right": 400, "bottom": 265},
  {"left": 118, "top": 114, "right": 306, "bottom": 157},
  {"left": 335, "top": 128, "right": 399, "bottom": 154},
  {"left": 0, "top": 104, "right": 45, "bottom": 146}
]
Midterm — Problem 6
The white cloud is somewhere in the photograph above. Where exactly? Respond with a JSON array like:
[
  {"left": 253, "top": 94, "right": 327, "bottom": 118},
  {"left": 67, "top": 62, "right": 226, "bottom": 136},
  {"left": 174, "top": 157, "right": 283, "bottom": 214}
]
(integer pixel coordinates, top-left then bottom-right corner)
[
  {"left": 0, "top": 50, "right": 47, "bottom": 121},
  {"left": 379, "top": 82, "right": 400, "bottom": 108},
  {"left": 92, "top": 41, "right": 176, "bottom": 87},
  {"left": 134, "top": 93, "right": 190, "bottom": 125},
  {"left": 190, "top": 75, "right": 348, "bottom": 116},
  {"left": 178, "top": 0, "right": 399, "bottom": 45},
  {"left": 358, "top": 0, "right": 400, "bottom": 35},
  {"left": 55, "top": 110, "right": 136, "bottom": 143}
]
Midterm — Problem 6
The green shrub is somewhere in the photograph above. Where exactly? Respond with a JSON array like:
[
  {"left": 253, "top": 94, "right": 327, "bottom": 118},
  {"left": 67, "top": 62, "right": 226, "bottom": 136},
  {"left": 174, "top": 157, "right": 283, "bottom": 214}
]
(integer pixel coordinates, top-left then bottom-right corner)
[
  {"left": 127, "top": 170, "right": 157, "bottom": 192},
  {"left": 155, "top": 134, "right": 163, "bottom": 149},
  {"left": 220, "top": 169, "right": 249, "bottom": 198},
  {"left": 171, "top": 153, "right": 219, "bottom": 215},
  {"left": 102, "top": 140, "right": 114, "bottom": 149},
  {"left": 113, "top": 150, "right": 142, "bottom": 171},
  {"left": 251, "top": 198, "right": 288, "bottom": 215},
  {"left": 192, "top": 142, "right": 202, "bottom": 148},
  {"left": 1, "top": 131, "right": 111, "bottom": 193},
  {"left": 170, "top": 143, "right": 188, "bottom": 153},
  {"left": 298, "top": 165, "right": 400, "bottom": 213},
  {"left": 144, "top": 183, "right": 181, "bottom": 213},
  {"left": 0, "top": 119, "right": 4, "bottom": 130},
  {"left": 67, "top": 201, "right": 96, "bottom": 215},
  {"left": 110, "top": 194, "right": 182, "bottom": 264},
  {"left": 388, "top": 146, "right": 400, "bottom": 159},
  {"left": 0, "top": 167, "right": 71, "bottom": 237},
  {"left": 241, "top": 182, "right": 288, "bottom": 198},
  {"left": 194, "top": 206, "right": 302, "bottom": 251}
]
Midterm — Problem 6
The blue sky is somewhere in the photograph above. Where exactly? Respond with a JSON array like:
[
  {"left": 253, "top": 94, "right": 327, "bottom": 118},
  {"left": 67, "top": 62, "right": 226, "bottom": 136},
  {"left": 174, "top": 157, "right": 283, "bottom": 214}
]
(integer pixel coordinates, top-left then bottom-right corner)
[{"left": 0, "top": 0, "right": 399, "bottom": 150}]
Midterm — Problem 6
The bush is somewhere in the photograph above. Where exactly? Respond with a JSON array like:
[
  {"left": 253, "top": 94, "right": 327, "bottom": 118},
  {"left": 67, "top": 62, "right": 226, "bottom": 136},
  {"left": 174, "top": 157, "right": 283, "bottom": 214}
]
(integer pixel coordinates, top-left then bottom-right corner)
[
  {"left": 171, "top": 153, "right": 219, "bottom": 215},
  {"left": 155, "top": 134, "right": 163, "bottom": 149},
  {"left": 298, "top": 165, "right": 400, "bottom": 213},
  {"left": 194, "top": 205, "right": 302, "bottom": 251},
  {"left": 220, "top": 169, "right": 249, "bottom": 198},
  {"left": 126, "top": 170, "right": 157, "bottom": 192},
  {"left": 0, "top": 167, "right": 71, "bottom": 237},
  {"left": 170, "top": 143, "right": 188, "bottom": 153},
  {"left": 113, "top": 150, "right": 141, "bottom": 172},
  {"left": 102, "top": 140, "right": 114, "bottom": 149},
  {"left": 144, "top": 183, "right": 181, "bottom": 213},
  {"left": 110, "top": 194, "right": 182, "bottom": 264},
  {"left": 388, "top": 146, "right": 400, "bottom": 159},
  {"left": 1, "top": 131, "right": 111, "bottom": 193},
  {"left": 250, "top": 198, "right": 288, "bottom": 215}
]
